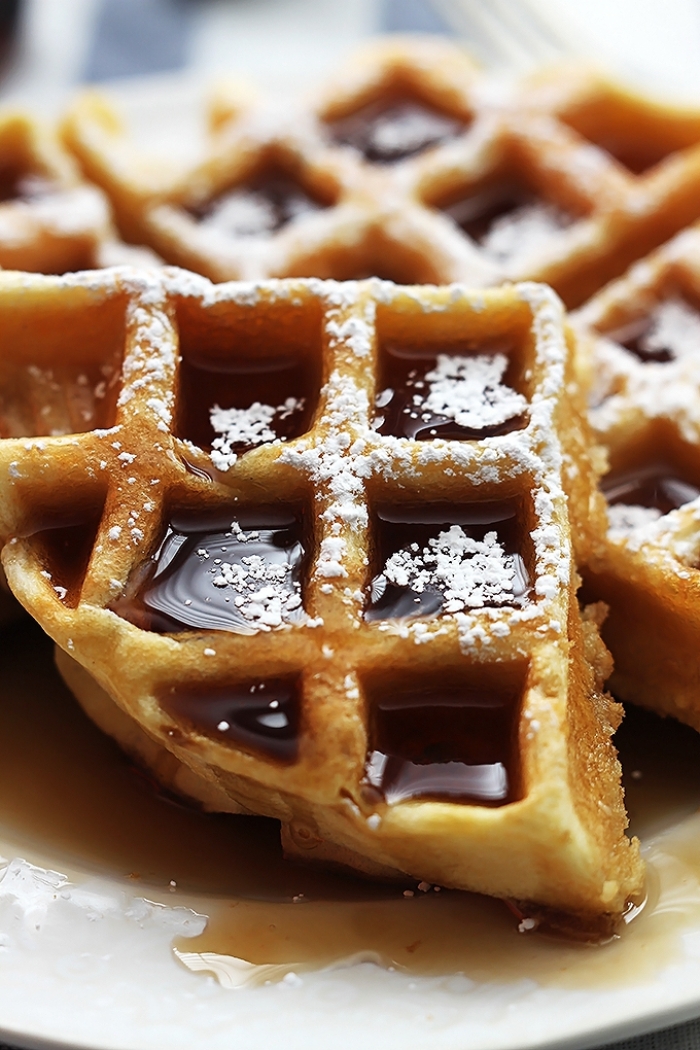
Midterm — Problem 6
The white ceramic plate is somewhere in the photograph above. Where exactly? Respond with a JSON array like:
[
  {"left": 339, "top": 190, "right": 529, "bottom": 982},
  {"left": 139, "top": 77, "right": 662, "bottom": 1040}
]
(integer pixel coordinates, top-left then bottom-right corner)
[{"left": 2, "top": 609, "right": 700, "bottom": 1050}]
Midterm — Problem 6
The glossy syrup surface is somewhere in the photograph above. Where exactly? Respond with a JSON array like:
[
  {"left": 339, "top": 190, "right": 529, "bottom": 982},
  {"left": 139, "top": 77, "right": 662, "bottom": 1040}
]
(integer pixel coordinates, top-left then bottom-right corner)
[
  {"left": 113, "top": 507, "right": 307, "bottom": 634},
  {"left": 441, "top": 180, "right": 536, "bottom": 243},
  {"left": 602, "top": 461, "right": 700, "bottom": 515},
  {"left": 177, "top": 349, "right": 318, "bottom": 462},
  {"left": 439, "top": 179, "right": 576, "bottom": 266},
  {"left": 21, "top": 506, "right": 103, "bottom": 608},
  {"left": 189, "top": 164, "right": 328, "bottom": 238},
  {"left": 366, "top": 500, "right": 531, "bottom": 621},
  {"left": 328, "top": 95, "right": 465, "bottom": 163},
  {"left": 363, "top": 674, "right": 522, "bottom": 806},
  {"left": 374, "top": 340, "right": 527, "bottom": 441},
  {"left": 162, "top": 677, "right": 300, "bottom": 763}
]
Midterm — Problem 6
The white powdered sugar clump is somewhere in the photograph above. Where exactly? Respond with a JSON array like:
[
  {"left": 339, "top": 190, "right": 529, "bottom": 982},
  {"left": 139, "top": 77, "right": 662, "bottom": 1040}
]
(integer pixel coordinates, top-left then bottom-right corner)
[
  {"left": 376, "top": 526, "right": 529, "bottom": 612},
  {"left": 365, "top": 104, "right": 459, "bottom": 158},
  {"left": 606, "top": 503, "right": 663, "bottom": 539},
  {"left": 210, "top": 397, "right": 304, "bottom": 471},
  {"left": 420, "top": 353, "right": 527, "bottom": 430},
  {"left": 200, "top": 186, "right": 319, "bottom": 240},
  {"left": 632, "top": 297, "right": 700, "bottom": 361},
  {"left": 208, "top": 523, "right": 302, "bottom": 630},
  {"left": 481, "top": 203, "right": 572, "bottom": 266},
  {"left": 204, "top": 191, "right": 279, "bottom": 238}
]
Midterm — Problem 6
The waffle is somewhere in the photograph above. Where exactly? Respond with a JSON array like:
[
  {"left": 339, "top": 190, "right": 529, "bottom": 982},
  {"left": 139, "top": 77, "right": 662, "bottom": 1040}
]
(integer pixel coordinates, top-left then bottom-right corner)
[
  {"left": 0, "top": 110, "right": 119, "bottom": 274},
  {"left": 0, "top": 265, "right": 641, "bottom": 933},
  {"left": 61, "top": 38, "right": 700, "bottom": 308},
  {"left": 572, "top": 223, "right": 700, "bottom": 731}
]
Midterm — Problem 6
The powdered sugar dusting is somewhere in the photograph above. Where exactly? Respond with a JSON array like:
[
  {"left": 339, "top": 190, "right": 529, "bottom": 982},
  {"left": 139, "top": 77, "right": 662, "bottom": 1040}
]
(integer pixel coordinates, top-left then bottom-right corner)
[
  {"left": 210, "top": 549, "right": 302, "bottom": 630},
  {"left": 414, "top": 353, "right": 526, "bottom": 430},
  {"left": 210, "top": 397, "right": 304, "bottom": 471},
  {"left": 481, "top": 203, "right": 573, "bottom": 266},
  {"left": 629, "top": 296, "right": 700, "bottom": 361},
  {"left": 607, "top": 503, "right": 663, "bottom": 538},
  {"left": 376, "top": 526, "right": 530, "bottom": 613}
]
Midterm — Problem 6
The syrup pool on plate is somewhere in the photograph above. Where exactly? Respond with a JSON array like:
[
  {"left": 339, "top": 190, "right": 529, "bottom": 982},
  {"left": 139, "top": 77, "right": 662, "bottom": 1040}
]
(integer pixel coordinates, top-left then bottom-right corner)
[{"left": 3, "top": 617, "right": 700, "bottom": 990}]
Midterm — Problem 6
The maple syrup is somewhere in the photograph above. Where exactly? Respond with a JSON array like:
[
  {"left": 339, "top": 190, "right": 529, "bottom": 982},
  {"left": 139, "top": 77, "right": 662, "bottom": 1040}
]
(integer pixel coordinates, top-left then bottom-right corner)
[
  {"left": 162, "top": 677, "right": 300, "bottom": 763},
  {"left": 328, "top": 95, "right": 466, "bottom": 164},
  {"left": 188, "top": 164, "right": 329, "bottom": 237},
  {"left": 607, "top": 317, "right": 674, "bottom": 364},
  {"left": 374, "top": 340, "right": 527, "bottom": 441},
  {"left": 20, "top": 503, "right": 103, "bottom": 608},
  {"left": 3, "top": 619, "right": 700, "bottom": 988},
  {"left": 441, "top": 180, "right": 538, "bottom": 243},
  {"left": 606, "top": 295, "right": 700, "bottom": 364},
  {"left": 113, "top": 505, "right": 308, "bottom": 634},
  {"left": 177, "top": 351, "right": 318, "bottom": 455},
  {"left": 601, "top": 461, "right": 700, "bottom": 515},
  {"left": 362, "top": 669, "right": 522, "bottom": 806},
  {"left": 366, "top": 500, "right": 531, "bottom": 621}
]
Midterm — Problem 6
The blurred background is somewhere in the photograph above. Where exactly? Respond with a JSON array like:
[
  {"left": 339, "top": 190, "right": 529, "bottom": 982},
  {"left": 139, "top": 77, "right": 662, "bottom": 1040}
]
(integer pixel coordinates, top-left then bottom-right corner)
[{"left": 0, "top": 0, "right": 700, "bottom": 118}]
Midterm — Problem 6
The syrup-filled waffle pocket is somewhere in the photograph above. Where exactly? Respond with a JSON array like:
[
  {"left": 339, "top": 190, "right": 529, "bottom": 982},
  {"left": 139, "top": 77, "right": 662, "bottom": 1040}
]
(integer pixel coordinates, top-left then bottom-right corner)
[{"left": 0, "top": 267, "right": 642, "bottom": 933}]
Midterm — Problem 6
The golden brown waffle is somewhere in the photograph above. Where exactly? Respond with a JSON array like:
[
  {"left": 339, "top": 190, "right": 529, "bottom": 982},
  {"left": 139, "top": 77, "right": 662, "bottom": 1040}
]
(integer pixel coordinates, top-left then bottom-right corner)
[
  {"left": 62, "top": 38, "right": 700, "bottom": 308},
  {"left": 572, "top": 223, "right": 700, "bottom": 731},
  {"left": 0, "top": 110, "right": 118, "bottom": 274},
  {"left": 0, "top": 265, "right": 641, "bottom": 932}
]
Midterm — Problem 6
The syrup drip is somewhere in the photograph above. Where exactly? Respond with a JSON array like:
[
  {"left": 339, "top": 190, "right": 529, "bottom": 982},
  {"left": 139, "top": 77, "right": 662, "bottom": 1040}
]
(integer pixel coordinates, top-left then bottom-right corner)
[
  {"left": 602, "top": 461, "right": 700, "bottom": 515},
  {"left": 374, "top": 341, "right": 527, "bottom": 441},
  {"left": 366, "top": 501, "right": 530, "bottom": 621},
  {"left": 162, "top": 677, "right": 300, "bottom": 763},
  {"left": 329, "top": 96, "right": 465, "bottom": 164},
  {"left": 189, "top": 165, "right": 327, "bottom": 238},
  {"left": 113, "top": 507, "right": 307, "bottom": 634},
  {"left": 177, "top": 353, "right": 317, "bottom": 458},
  {"left": 363, "top": 676, "right": 522, "bottom": 806},
  {"left": 23, "top": 508, "right": 103, "bottom": 608}
]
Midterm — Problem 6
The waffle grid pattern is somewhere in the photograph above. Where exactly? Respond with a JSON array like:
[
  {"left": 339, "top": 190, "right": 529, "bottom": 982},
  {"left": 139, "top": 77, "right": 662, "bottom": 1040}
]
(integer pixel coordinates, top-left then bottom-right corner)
[
  {"left": 61, "top": 38, "right": 700, "bottom": 308},
  {"left": 0, "top": 267, "right": 641, "bottom": 925}
]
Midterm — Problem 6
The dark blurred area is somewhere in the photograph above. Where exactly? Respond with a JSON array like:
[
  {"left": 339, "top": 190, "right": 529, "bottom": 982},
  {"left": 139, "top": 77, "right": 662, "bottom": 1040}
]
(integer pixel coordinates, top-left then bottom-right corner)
[{"left": 0, "top": 0, "right": 21, "bottom": 70}]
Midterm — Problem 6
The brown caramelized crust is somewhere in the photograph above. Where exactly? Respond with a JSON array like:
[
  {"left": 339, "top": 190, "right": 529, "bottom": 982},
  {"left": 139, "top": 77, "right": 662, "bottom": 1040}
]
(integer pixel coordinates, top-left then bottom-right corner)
[{"left": 0, "top": 267, "right": 642, "bottom": 932}]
